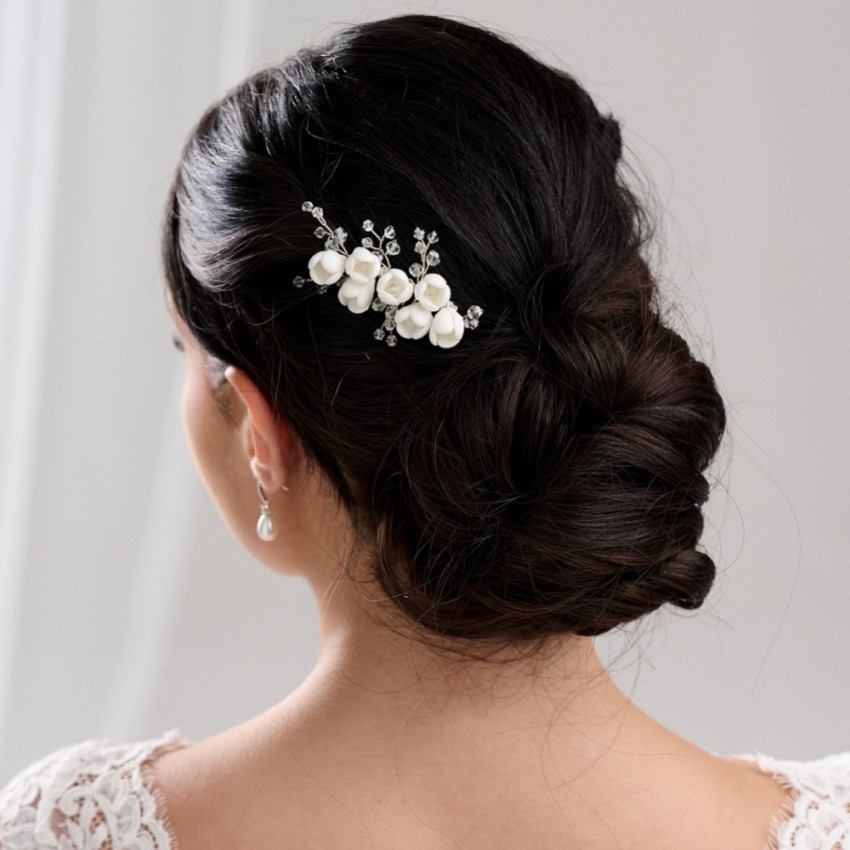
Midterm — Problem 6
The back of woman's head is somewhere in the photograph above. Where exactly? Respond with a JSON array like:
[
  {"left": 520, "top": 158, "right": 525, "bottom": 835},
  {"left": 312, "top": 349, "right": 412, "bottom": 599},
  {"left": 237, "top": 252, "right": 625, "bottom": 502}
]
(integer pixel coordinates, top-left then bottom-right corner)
[{"left": 164, "top": 14, "right": 726, "bottom": 646}]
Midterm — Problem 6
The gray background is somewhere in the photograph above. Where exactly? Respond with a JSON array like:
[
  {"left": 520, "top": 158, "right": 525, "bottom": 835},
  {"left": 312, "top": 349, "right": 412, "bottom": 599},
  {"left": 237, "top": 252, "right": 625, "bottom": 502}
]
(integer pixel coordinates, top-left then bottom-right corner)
[{"left": 1, "top": 0, "right": 848, "bottom": 785}]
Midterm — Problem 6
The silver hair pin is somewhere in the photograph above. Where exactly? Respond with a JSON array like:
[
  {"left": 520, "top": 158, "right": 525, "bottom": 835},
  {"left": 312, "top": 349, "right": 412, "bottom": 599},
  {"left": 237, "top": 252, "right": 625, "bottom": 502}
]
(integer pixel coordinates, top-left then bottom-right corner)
[{"left": 293, "top": 202, "right": 483, "bottom": 348}]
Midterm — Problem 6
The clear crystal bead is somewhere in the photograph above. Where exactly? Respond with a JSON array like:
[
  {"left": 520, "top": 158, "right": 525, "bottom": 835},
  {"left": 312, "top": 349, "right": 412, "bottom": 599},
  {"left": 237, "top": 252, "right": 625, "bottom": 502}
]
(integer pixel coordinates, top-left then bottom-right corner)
[
  {"left": 386, "top": 240, "right": 400, "bottom": 256},
  {"left": 427, "top": 231, "right": 439, "bottom": 242},
  {"left": 362, "top": 219, "right": 374, "bottom": 231},
  {"left": 385, "top": 305, "right": 398, "bottom": 317},
  {"left": 409, "top": 262, "right": 423, "bottom": 277},
  {"left": 314, "top": 226, "right": 325, "bottom": 239},
  {"left": 361, "top": 236, "right": 374, "bottom": 248},
  {"left": 371, "top": 297, "right": 385, "bottom": 311},
  {"left": 301, "top": 201, "right": 314, "bottom": 212},
  {"left": 317, "top": 284, "right": 328, "bottom": 294},
  {"left": 414, "top": 241, "right": 426, "bottom": 253},
  {"left": 464, "top": 317, "right": 479, "bottom": 329},
  {"left": 383, "top": 317, "right": 396, "bottom": 331},
  {"left": 426, "top": 250, "right": 440, "bottom": 265},
  {"left": 468, "top": 305, "right": 483, "bottom": 319},
  {"left": 373, "top": 328, "right": 386, "bottom": 341},
  {"left": 386, "top": 334, "right": 398, "bottom": 347},
  {"left": 413, "top": 227, "right": 425, "bottom": 240},
  {"left": 293, "top": 276, "right": 305, "bottom": 288},
  {"left": 384, "top": 226, "right": 396, "bottom": 239}
]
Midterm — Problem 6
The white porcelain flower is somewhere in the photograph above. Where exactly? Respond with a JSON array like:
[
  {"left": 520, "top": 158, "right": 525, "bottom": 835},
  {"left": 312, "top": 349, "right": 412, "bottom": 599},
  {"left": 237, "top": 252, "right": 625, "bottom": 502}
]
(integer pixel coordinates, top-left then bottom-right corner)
[
  {"left": 414, "top": 273, "right": 451, "bottom": 312},
  {"left": 376, "top": 269, "right": 414, "bottom": 306},
  {"left": 308, "top": 250, "right": 346, "bottom": 286},
  {"left": 395, "top": 302, "right": 434, "bottom": 340},
  {"left": 345, "top": 247, "right": 382, "bottom": 284},
  {"left": 428, "top": 305, "right": 465, "bottom": 348},
  {"left": 337, "top": 276, "right": 376, "bottom": 314},
  {"left": 298, "top": 205, "right": 483, "bottom": 347}
]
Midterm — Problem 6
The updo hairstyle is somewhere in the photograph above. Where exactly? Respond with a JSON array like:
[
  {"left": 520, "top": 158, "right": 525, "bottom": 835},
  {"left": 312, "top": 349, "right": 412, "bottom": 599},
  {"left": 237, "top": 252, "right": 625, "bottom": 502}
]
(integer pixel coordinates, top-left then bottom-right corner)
[{"left": 164, "top": 15, "right": 726, "bottom": 644}]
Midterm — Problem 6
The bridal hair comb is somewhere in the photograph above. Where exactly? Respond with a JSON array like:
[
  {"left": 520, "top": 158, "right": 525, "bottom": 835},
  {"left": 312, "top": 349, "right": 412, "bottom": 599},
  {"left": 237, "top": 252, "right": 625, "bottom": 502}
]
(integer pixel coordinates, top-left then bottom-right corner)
[{"left": 293, "top": 202, "right": 483, "bottom": 348}]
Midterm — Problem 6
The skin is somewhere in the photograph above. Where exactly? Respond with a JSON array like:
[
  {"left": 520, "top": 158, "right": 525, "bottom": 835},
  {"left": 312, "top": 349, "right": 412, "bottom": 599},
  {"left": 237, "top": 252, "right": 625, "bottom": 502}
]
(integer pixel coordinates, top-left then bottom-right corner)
[{"left": 155, "top": 304, "right": 789, "bottom": 850}]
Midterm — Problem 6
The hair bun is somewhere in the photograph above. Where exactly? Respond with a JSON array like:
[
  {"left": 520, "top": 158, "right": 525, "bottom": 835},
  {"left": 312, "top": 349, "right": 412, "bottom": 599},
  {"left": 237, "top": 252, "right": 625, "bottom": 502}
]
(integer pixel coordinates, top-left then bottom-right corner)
[{"left": 373, "top": 289, "right": 725, "bottom": 641}]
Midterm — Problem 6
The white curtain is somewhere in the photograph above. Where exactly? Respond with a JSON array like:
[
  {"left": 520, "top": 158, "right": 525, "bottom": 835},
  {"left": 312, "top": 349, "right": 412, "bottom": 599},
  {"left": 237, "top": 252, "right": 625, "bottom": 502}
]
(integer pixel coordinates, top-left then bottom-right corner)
[{"left": 1, "top": 0, "right": 849, "bottom": 783}]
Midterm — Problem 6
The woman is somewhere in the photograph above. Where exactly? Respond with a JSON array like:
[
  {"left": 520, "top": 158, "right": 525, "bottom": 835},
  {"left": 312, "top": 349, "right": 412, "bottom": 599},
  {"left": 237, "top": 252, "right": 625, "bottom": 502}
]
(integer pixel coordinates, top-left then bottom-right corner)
[{"left": 1, "top": 14, "right": 847, "bottom": 850}]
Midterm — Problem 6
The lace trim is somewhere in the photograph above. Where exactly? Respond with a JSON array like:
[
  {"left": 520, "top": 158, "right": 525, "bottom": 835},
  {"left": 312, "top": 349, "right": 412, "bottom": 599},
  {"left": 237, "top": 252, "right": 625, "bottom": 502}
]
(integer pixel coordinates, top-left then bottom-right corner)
[
  {"left": 141, "top": 759, "right": 182, "bottom": 850},
  {"left": 746, "top": 752, "right": 850, "bottom": 850},
  {"left": 0, "top": 730, "right": 186, "bottom": 850}
]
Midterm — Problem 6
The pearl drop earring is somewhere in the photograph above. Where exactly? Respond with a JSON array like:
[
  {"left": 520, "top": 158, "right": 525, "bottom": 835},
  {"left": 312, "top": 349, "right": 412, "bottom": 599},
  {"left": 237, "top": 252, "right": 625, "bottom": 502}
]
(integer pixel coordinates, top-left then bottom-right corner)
[{"left": 255, "top": 481, "right": 278, "bottom": 542}]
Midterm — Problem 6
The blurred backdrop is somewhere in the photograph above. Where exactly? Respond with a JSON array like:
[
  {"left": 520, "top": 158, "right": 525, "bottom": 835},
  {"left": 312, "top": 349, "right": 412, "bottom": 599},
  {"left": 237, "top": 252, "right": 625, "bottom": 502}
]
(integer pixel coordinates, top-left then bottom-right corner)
[{"left": 1, "top": 0, "right": 848, "bottom": 784}]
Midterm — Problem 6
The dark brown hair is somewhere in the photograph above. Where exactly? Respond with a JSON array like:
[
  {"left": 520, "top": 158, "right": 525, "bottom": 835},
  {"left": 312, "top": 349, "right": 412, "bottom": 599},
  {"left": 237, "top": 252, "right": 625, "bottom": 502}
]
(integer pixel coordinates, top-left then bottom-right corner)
[{"left": 164, "top": 15, "right": 726, "bottom": 645}]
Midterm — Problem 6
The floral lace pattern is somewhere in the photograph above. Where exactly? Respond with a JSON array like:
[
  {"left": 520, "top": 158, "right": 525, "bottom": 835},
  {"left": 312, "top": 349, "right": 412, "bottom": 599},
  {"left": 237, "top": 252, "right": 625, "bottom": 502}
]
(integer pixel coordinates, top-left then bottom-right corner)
[
  {"left": 749, "top": 752, "right": 850, "bottom": 850},
  {"left": 0, "top": 732, "right": 184, "bottom": 850},
  {"left": 1, "top": 733, "right": 849, "bottom": 849}
]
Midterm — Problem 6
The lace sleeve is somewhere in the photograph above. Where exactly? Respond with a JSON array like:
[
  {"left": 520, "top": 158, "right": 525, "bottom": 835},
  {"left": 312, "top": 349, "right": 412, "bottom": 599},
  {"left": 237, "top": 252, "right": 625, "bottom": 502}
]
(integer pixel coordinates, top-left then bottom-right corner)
[
  {"left": 0, "top": 732, "right": 185, "bottom": 850},
  {"left": 752, "top": 751, "right": 850, "bottom": 850}
]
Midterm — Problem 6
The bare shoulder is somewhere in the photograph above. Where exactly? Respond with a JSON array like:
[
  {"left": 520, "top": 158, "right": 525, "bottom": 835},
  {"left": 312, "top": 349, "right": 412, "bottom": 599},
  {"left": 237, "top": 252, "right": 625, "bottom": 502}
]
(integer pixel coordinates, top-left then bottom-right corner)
[
  {"left": 149, "top": 726, "right": 795, "bottom": 850},
  {"left": 150, "top": 729, "right": 371, "bottom": 850}
]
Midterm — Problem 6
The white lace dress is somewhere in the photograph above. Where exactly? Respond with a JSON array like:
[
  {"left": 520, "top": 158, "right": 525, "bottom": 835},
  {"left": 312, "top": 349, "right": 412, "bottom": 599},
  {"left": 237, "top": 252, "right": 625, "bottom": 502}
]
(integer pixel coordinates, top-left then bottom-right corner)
[
  {"left": 0, "top": 733, "right": 183, "bottom": 850},
  {"left": 0, "top": 734, "right": 848, "bottom": 849}
]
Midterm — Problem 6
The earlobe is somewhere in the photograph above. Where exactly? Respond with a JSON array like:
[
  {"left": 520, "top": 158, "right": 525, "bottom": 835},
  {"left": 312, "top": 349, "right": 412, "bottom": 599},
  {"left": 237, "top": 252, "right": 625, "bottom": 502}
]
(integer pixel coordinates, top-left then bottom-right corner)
[{"left": 224, "top": 366, "right": 294, "bottom": 491}]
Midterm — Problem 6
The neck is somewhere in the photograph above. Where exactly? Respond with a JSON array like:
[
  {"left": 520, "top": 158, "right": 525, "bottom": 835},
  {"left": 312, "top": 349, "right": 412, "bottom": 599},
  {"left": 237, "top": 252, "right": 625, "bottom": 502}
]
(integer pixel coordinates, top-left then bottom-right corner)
[
  {"left": 277, "top": 480, "right": 642, "bottom": 751},
  {"left": 168, "top": 562, "right": 784, "bottom": 850},
  {"left": 194, "top": 568, "right": 778, "bottom": 850},
  {"left": 279, "top": 567, "right": 654, "bottom": 768}
]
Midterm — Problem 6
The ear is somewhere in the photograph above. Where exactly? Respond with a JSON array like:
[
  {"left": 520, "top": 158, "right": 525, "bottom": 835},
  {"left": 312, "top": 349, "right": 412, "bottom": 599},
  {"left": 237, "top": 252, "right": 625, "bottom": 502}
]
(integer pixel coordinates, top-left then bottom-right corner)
[{"left": 224, "top": 366, "right": 295, "bottom": 491}]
